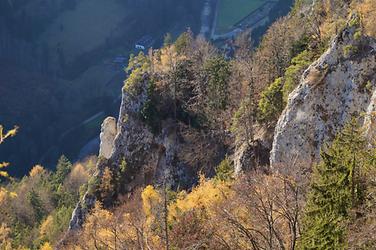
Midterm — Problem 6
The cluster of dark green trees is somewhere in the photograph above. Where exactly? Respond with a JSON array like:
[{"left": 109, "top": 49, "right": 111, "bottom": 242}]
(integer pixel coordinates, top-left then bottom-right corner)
[{"left": 300, "top": 119, "right": 376, "bottom": 249}]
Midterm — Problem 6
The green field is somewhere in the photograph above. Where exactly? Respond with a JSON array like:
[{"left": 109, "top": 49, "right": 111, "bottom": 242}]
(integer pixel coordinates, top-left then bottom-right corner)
[{"left": 216, "top": 0, "right": 266, "bottom": 33}]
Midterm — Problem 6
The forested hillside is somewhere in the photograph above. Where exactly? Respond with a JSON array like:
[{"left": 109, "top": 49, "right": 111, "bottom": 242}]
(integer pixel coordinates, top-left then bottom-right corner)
[
  {"left": 0, "top": 0, "right": 203, "bottom": 176},
  {"left": 1, "top": 0, "right": 376, "bottom": 249}
]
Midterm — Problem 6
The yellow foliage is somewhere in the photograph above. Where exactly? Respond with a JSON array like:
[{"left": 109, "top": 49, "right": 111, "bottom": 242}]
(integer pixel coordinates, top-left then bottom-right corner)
[
  {"left": 9, "top": 191, "right": 17, "bottom": 198},
  {"left": 100, "top": 167, "right": 113, "bottom": 193},
  {"left": 0, "top": 125, "right": 17, "bottom": 181},
  {"left": 0, "top": 188, "right": 17, "bottom": 205},
  {"left": 152, "top": 45, "right": 186, "bottom": 74},
  {"left": 86, "top": 202, "right": 113, "bottom": 223},
  {"left": 80, "top": 202, "right": 125, "bottom": 249},
  {"left": 0, "top": 189, "right": 7, "bottom": 204},
  {"left": 0, "top": 162, "right": 9, "bottom": 169},
  {"left": 0, "top": 162, "right": 10, "bottom": 178},
  {"left": 70, "top": 163, "right": 89, "bottom": 180},
  {"left": 0, "top": 169, "right": 9, "bottom": 178},
  {"left": 29, "top": 165, "right": 45, "bottom": 177},
  {"left": 320, "top": 17, "right": 346, "bottom": 40},
  {"left": 356, "top": 0, "right": 376, "bottom": 37},
  {"left": 65, "top": 163, "right": 90, "bottom": 192},
  {"left": 141, "top": 185, "right": 162, "bottom": 217},
  {"left": 40, "top": 215, "right": 53, "bottom": 236},
  {"left": 0, "top": 125, "right": 18, "bottom": 144},
  {"left": 0, "top": 223, "right": 11, "bottom": 243},
  {"left": 39, "top": 242, "right": 53, "bottom": 250},
  {"left": 169, "top": 177, "right": 232, "bottom": 221},
  {"left": 156, "top": 46, "right": 179, "bottom": 72}
]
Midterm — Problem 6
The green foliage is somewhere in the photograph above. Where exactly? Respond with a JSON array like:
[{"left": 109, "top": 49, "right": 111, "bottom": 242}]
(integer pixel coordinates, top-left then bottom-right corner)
[
  {"left": 257, "top": 49, "right": 316, "bottom": 124},
  {"left": 258, "top": 77, "right": 284, "bottom": 123},
  {"left": 365, "top": 80, "right": 373, "bottom": 92},
  {"left": 120, "top": 158, "right": 128, "bottom": 174},
  {"left": 124, "top": 52, "right": 150, "bottom": 95},
  {"left": 87, "top": 175, "right": 100, "bottom": 195},
  {"left": 354, "top": 29, "right": 362, "bottom": 40},
  {"left": 52, "top": 155, "right": 72, "bottom": 186},
  {"left": 215, "top": 158, "right": 234, "bottom": 182},
  {"left": 79, "top": 183, "right": 88, "bottom": 199},
  {"left": 115, "top": 158, "right": 129, "bottom": 191},
  {"left": 299, "top": 119, "right": 372, "bottom": 250},
  {"left": 290, "top": 35, "right": 310, "bottom": 58},
  {"left": 282, "top": 49, "right": 316, "bottom": 101},
  {"left": 174, "top": 31, "right": 192, "bottom": 54},
  {"left": 40, "top": 206, "right": 74, "bottom": 244},
  {"left": 1, "top": 134, "right": 89, "bottom": 248},
  {"left": 140, "top": 79, "right": 161, "bottom": 134},
  {"left": 343, "top": 44, "right": 358, "bottom": 58},
  {"left": 204, "top": 56, "right": 231, "bottom": 110},
  {"left": 50, "top": 156, "right": 76, "bottom": 208},
  {"left": 55, "top": 185, "right": 76, "bottom": 208},
  {"left": 27, "top": 189, "right": 46, "bottom": 222},
  {"left": 349, "top": 14, "right": 361, "bottom": 28}
]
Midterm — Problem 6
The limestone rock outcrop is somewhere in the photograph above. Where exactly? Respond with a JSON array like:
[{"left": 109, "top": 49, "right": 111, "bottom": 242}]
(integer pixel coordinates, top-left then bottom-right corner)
[
  {"left": 365, "top": 90, "right": 376, "bottom": 139},
  {"left": 98, "top": 117, "right": 117, "bottom": 159},
  {"left": 67, "top": 74, "right": 225, "bottom": 232},
  {"left": 234, "top": 140, "right": 270, "bottom": 174},
  {"left": 106, "top": 76, "right": 225, "bottom": 190},
  {"left": 270, "top": 21, "right": 376, "bottom": 168}
]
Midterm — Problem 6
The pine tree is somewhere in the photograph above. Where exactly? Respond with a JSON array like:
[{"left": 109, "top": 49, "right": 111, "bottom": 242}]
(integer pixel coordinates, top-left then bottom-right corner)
[
  {"left": 299, "top": 119, "right": 371, "bottom": 249},
  {"left": 215, "top": 158, "right": 234, "bottom": 182},
  {"left": 27, "top": 189, "right": 46, "bottom": 222},
  {"left": 52, "top": 155, "right": 72, "bottom": 186}
]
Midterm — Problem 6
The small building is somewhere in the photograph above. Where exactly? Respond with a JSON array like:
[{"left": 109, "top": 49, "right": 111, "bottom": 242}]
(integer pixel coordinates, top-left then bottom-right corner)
[{"left": 135, "top": 35, "right": 154, "bottom": 51}]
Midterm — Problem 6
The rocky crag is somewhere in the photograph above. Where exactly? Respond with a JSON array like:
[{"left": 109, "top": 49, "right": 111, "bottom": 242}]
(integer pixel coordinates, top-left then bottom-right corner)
[
  {"left": 67, "top": 16, "right": 376, "bottom": 237},
  {"left": 270, "top": 18, "right": 376, "bottom": 168},
  {"left": 67, "top": 75, "right": 225, "bottom": 232}
]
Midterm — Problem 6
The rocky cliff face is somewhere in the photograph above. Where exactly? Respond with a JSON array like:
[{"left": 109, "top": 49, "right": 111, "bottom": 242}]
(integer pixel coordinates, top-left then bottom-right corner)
[
  {"left": 98, "top": 117, "right": 117, "bottom": 159},
  {"left": 106, "top": 76, "right": 225, "bottom": 189},
  {"left": 67, "top": 74, "right": 225, "bottom": 232},
  {"left": 106, "top": 75, "right": 178, "bottom": 190},
  {"left": 365, "top": 90, "right": 376, "bottom": 139},
  {"left": 66, "top": 16, "right": 376, "bottom": 236},
  {"left": 270, "top": 21, "right": 376, "bottom": 168}
]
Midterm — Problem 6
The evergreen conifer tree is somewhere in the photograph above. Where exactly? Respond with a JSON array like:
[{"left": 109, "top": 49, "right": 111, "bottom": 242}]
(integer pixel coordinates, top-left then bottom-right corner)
[
  {"left": 53, "top": 155, "right": 72, "bottom": 186},
  {"left": 299, "top": 119, "right": 371, "bottom": 249}
]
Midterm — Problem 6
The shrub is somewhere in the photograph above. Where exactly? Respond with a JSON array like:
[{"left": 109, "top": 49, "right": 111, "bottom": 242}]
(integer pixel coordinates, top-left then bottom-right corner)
[
  {"left": 215, "top": 158, "right": 234, "bottom": 182},
  {"left": 258, "top": 77, "right": 284, "bottom": 123},
  {"left": 354, "top": 29, "right": 362, "bottom": 40},
  {"left": 124, "top": 52, "right": 150, "bottom": 95},
  {"left": 343, "top": 44, "right": 358, "bottom": 58},
  {"left": 283, "top": 50, "right": 316, "bottom": 101},
  {"left": 174, "top": 31, "right": 193, "bottom": 54}
]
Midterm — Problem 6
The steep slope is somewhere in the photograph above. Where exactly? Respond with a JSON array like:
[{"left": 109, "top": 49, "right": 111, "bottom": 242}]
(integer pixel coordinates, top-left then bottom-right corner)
[
  {"left": 67, "top": 74, "right": 226, "bottom": 231},
  {"left": 270, "top": 17, "right": 376, "bottom": 168}
]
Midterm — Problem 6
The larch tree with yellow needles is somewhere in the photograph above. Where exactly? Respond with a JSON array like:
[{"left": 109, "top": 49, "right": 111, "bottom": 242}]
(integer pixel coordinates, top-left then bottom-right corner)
[{"left": 0, "top": 125, "right": 18, "bottom": 179}]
